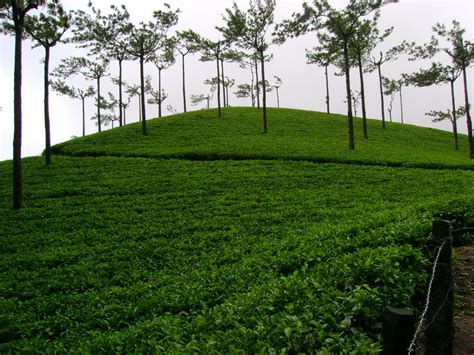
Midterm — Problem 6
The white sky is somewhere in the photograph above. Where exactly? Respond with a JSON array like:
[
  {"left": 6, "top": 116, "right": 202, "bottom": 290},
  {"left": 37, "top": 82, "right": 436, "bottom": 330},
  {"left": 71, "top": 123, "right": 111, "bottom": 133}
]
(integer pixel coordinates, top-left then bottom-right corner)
[{"left": 0, "top": 0, "right": 473, "bottom": 161}]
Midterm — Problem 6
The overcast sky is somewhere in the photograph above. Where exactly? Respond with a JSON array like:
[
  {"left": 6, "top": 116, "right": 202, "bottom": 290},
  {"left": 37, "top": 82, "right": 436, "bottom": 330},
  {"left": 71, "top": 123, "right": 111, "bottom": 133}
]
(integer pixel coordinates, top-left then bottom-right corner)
[{"left": 0, "top": 0, "right": 472, "bottom": 161}]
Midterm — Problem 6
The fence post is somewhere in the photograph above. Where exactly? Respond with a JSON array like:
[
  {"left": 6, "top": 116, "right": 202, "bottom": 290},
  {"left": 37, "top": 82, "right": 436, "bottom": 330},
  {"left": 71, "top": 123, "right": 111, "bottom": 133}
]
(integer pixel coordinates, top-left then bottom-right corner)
[
  {"left": 383, "top": 306, "right": 415, "bottom": 355},
  {"left": 425, "top": 220, "right": 453, "bottom": 355}
]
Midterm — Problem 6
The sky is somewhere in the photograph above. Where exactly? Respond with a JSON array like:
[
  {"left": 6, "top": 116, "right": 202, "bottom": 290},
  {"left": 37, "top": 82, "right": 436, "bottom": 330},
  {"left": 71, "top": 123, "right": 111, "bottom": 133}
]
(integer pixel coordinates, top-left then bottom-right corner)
[{"left": 0, "top": 0, "right": 473, "bottom": 161}]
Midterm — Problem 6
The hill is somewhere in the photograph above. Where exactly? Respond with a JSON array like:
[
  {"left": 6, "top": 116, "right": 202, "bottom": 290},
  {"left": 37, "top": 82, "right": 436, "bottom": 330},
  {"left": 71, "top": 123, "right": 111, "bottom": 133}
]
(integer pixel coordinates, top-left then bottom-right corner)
[
  {"left": 1, "top": 108, "right": 473, "bottom": 353},
  {"left": 51, "top": 107, "right": 474, "bottom": 169}
]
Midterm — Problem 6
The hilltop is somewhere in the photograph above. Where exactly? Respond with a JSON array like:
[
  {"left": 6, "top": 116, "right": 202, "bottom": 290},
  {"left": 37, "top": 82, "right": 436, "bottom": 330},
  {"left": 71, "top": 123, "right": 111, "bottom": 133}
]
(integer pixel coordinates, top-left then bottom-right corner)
[
  {"left": 1, "top": 108, "right": 473, "bottom": 353},
  {"left": 51, "top": 107, "right": 474, "bottom": 169}
]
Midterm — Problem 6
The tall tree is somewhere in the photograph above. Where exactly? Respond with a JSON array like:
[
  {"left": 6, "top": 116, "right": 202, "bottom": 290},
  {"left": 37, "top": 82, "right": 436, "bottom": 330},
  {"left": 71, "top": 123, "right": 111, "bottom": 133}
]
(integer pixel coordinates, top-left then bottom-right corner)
[
  {"left": 306, "top": 42, "right": 337, "bottom": 114},
  {"left": 408, "top": 20, "right": 473, "bottom": 158},
  {"left": 277, "top": 0, "right": 382, "bottom": 150},
  {"left": 149, "top": 41, "right": 175, "bottom": 118},
  {"left": 50, "top": 80, "right": 95, "bottom": 137},
  {"left": 382, "top": 77, "right": 398, "bottom": 123},
  {"left": 367, "top": 46, "right": 399, "bottom": 129},
  {"left": 23, "top": 2, "right": 69, "bottom": 165},
  {"left": 219, "top": 0, "right": 276, "bottom": 134},
  {"left": 0, "top": 0, "right": 58, "bottom": 209},
  {"left": 174, "top": 29, "right": 200, "bottom": 113},
  {"left": 125, "top": 77, "right": 152, "bottom": 123},
  {"left": 199, "top": 38, "right": 228, "bottom": 118},
  {"left": 125, "top": 4, "right": 179, "bottom": 135},
  {"left": 404, "top": 62, "right": 462, "bottom": 150},
  {"left": 54, "top": 57, "right": 109, "bottom": 132},
  {"left": 72, "top": 3, "right": 132, "bottom": 128}
]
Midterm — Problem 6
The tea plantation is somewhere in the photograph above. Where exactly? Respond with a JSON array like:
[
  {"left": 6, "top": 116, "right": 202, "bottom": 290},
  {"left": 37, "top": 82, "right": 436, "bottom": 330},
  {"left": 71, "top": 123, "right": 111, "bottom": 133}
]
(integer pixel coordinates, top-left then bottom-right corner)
[{"left": 1, "top": 108, "right": 473, "bottom": 352}]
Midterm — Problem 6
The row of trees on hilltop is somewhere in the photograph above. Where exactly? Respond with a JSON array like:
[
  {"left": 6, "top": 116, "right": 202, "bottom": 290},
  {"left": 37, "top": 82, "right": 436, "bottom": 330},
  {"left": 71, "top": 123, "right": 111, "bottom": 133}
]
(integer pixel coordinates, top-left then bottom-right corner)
[{"left": 1, "top": 0, "right": 473, "bottom": 209}]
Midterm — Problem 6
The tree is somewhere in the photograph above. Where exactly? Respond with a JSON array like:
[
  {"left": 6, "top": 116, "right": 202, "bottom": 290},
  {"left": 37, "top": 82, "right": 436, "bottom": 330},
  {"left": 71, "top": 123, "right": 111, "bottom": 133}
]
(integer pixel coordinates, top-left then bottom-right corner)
[
  {"left": 220, "top": 49, "right": 244, "bottom": 107},
  {"left": 0, "top": 0, "right": 58, "bottom": 209},
  {"left": 54, "top": 57, "right": 109, "bottom": 133},
  {"left": 426, "top": 106, "right": 465, "bottom": 150},
  {"left": 124, "top": 4, "right": 179, "bottom": 135},
  {"left": 306, "top": 43, "right": 337, "bottom": 114},
  {"left": 272, "top": 75, "right": 282, "bottom": 108},
  {"left": 23, "top": 2, "right": 69, "bottom": 165},
  {"left": 191, "top": 94, "right": 212, "bottom": 110},
  {"left": 367, "top": 45, "right": 400, "bottom": 129},
  {"left": 234, "top": 83, "right": 254, "bottom": 106},
  {"left": 382, "top": 77, "right": 398, "bottom": 123},
  {"left": 404, "top": 62, "right": 462, "bottom": 150},
  {"left": 72, "top": 3, "right": 132, "bottom": 129},
  {"left": 174, "top": 29, "right": 201, "bottom": 113},
  {"left": 408, "top": 21, "right": 473, "bottom": 158},
  {"left": 348, "top": 14, "right": 391, "bottom": 138},
  {"left": 198, "top": 38, "right": 228, "bottom": 118},
  {"left": 50, "top": 79, "right": 94, "bottom": 137},
  {"left": 219, "top": 0, "right": 276, "bottom": 134},
  {"left": 125, "top": 77, "right": 152, "bottom": 123},
  {"left": 277, "top": 0, "right": 382, "bottom": 150},
  {"left": 149, "top": 40, "right": 175, "bottom": 118}
]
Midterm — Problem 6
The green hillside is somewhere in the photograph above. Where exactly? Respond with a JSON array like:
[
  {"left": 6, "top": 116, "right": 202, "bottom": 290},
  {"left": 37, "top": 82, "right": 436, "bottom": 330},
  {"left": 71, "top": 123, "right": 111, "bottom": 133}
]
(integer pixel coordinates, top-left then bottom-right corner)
[
  {"left": 1, "top": 108, "right": 473, "bottom": 353},
  {"left": 51, "top": 107, "right": 474, "bottom": 169}
]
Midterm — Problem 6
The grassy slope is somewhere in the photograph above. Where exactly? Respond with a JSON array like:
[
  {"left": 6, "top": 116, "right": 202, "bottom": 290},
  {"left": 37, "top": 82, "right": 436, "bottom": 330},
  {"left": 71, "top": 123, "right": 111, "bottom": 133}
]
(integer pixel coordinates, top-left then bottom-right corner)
[
  {"left": 1, "top": 108, "right": 473, "bottom": 352},
  {"left": 51, "top": 107, "right": 474, "bottom": 169}
]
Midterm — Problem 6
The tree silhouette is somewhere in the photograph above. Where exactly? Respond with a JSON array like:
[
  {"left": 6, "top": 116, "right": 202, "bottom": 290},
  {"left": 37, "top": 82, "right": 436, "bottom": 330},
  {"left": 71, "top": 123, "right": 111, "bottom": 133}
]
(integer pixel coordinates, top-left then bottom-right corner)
[
  {"left": 219, "top": 0, "right": 276, "bottom": 134},
  {"left": 426, "top": 106, "right": 465, "bottom": 150},
  {"left": 174, "top": 29, "right": 201, "bottom": 113},
  {"left": 24, "top": 2, "right": 69, "bottom": 165},
  {"left": 149, "top": 40, "right": 175, "bottom": 118},
  {"left": 272, "top": 75, "right": 282, "bottom": 108},
  {"left": 72, "top": 3, "right": 131, "bottom": 128},
  {"left": 0, "top": 0, "right": 58, "bottom": 209},
  {"left": 50, "top": 80, "right": 94, "bottom": 137},
  {"left": 277, "top": 0, "right": 382, "bottom": 150},
  {"left": 124, "top": 4, "right": 179, "bottom": 135}
]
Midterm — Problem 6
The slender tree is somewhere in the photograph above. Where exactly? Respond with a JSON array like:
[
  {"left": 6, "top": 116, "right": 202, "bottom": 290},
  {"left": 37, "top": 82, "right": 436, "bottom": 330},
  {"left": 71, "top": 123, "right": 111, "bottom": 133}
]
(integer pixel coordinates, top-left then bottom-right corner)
[
  {"left": 149, "top": 42, "right": 175, "bottom": 118},
  {"left": 219, "top": 0, "right": 276, "bottom": 133},
  {"left": 306, "top": 43, "right": 337, "bottom": 114},
  {"left": 199, "top": 38, "right": 228, "bottom": 118},
  {"left": 382, "top": 77, "right": 398, "bottom": 123},
  {"left": 0, "top": 0, "right": 58, "bottom": 209},
  {"left": 367, "top": 45, "right": 401, "bottom": 129},
  {"left": 404, "top": 62, "right": 462, "bottom": 150},
  {"left": 72, "top": 3, "right": 131, "bottom": 128},
  {"left": 426, "top": 107, "right": 465, "bottom": 150},
  {"left": 124, "top": 4, "right": 179, "bottom": 135},
  {"left": 234, "top": 83, "right": 254, "bottom": 106},
  {"left": 272, "top": 75, "right": 282, "bottom": 108},
  {"left": 174, "top": 29, "right": 201, "bottom": 113},
  {"left": 50, "top": 80, "right": 94, "bottom": 137},
  {"left": 125, "top": 78, "right": 152, "bottom": 123},
  {"left": 277, "top": 0, "right": 382, "bottom": 150},
  {"left": 408, "top": 20, "right": 473, "bottom": 158},
  {"left": 23, "top": 2, "right": 69, "bottom": 165}
]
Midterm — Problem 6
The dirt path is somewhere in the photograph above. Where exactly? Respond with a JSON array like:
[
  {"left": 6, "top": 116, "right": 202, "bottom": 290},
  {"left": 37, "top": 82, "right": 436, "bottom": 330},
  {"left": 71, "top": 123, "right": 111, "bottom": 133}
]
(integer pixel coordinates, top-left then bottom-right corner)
[{"left": 453, "top": 246, "right": 474, "bottom": 355}]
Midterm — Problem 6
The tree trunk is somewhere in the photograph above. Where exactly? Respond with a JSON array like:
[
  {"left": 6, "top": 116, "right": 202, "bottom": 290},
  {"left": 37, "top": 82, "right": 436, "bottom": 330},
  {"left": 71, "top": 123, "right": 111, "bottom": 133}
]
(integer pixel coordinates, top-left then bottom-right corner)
[
  {"left": 140, "top": 52, "right": 147, "bottom": 135},
  {"left": 181, "top": 53, "right": 187, "bottom": 113},
  {"left": 43, "top": 46, "right": 51, "bottom": 165},
  {"left": 97, "top": 76, "right": 101, "bottom": 132},
  {"left": 81, "top": 96, "right": 86, "bottom": 137},
  {"left": 399, "top": 84, "right": 404, "bottom": 124},
  {"left": 450, "top": 79, "right": 459, "bottom": 150},
  {"left": 260, "top": 49, "right": 268, "bottom": 134},
  {"left": 250, "top": 66, "right": 255, "bottom": 107},
  {"left": 377, "top": 63, "right": 386, "bottom": 129},
  {"left": 216, "top": 55, "right": 222, "bottom": 118},
  {"left": 118, "top": 59, "right": 123, "bottom": 127},
  {"left": 12, "top": 9, "right": 24, "bottom": 210},
  {"left": 461, "top": 66, "right": 473, "bottom": 158},
  {"left": 276, "top": 88, "right": 280, "bottom": 108},
  {"left": 358, "top": 51, "right": 368, "bottom": 139},
  {"left": 325, "top": 65, "right": 330, "bottom": 114},
  {"left": 158, "top": 68, "right": 162, "bottom": 118},
  {"left": 138, "top": 94, "right": 142, "bottom": 122},
  {"left": 221, "top": 58, "right": 226, "bottom": 108},
  {"left": 123, "top": 105, "right": 127, "bottom": 125},
  {"left": 255, "top": 56, "right": 260, "bottom": 109},
  {"left": 343, "top": 43, "right": 355, "bottom": 150}
]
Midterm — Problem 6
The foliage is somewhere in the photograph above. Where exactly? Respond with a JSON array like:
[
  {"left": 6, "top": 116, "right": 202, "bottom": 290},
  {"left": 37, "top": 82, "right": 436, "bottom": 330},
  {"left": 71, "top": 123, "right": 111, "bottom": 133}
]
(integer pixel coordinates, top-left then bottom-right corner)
[
  {"left": 1, "top": 154, "right": 472, "bottom": 352},
  {"left": 426, "top": 107, "right": 466, "bottom": 124}
]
